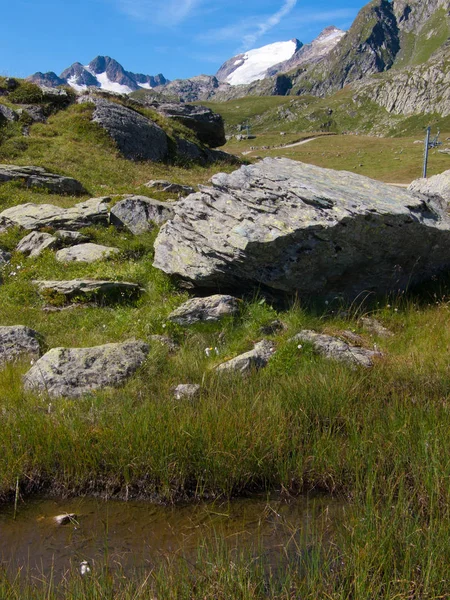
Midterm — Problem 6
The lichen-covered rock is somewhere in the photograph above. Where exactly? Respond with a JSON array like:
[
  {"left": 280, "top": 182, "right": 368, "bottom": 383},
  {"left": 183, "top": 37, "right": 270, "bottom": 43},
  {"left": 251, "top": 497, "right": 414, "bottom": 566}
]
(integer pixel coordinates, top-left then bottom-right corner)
[
  {"left": 33, "top": 279, "right": 142, "bottom": 303},
  {"left": 0, "top": 105, "right": 18, "bottom": 122},
  {"left": 23, "top": 341, "right": 149, "bottom": 397},
  {"left": 359, "top": 316, "right": 394, "bottom": 338},
  {"left": 0, "top": 197, "right": 109, "bottom": 231},
  {"left": 149, "top": 335, "right": 179, "bottom": 353},
  {"left": 79, "top": 96, "right": 168, "bottom": 161},
  {"left": 154, "top": 158, "right": 450, "bottom": 300},
  {"left": 55, "top": 243, "right": 119, "bottom": 263},
  {"left": 110, "top": 196, "right": 174, "bottom": 234},
  {"left": 291, "top": 330, "right": 382, "bottom": 367},
  {"left": 0, "top": 165, "right": 86, "bottom": 194},
  {"left": 215, "top": 340, "right": 275, "bottom": 374},
  {"left": 168, "top": 295, "right": 240, "bottom": 325},
  {"left": 16, "top": 232, "right": 57, "bottom": 257},
  {"left": 408, "top": 170, "right": 450, "bottom": 204},
  {"left": 172, "top": 383, "right": 200, "bottom": 400},
  {"left": 0, "top": 325, "right": 42, "bottom": 364}
]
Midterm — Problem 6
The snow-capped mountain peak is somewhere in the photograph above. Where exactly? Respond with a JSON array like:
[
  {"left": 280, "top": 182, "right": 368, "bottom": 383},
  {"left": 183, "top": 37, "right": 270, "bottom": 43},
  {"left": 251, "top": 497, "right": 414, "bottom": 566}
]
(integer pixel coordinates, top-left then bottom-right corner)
[
  {"left": 29, "top": 56, "right": 168, "bottom": 94},
  {"left": 216, "top": 39, "right": 302, "bottom": 86}
]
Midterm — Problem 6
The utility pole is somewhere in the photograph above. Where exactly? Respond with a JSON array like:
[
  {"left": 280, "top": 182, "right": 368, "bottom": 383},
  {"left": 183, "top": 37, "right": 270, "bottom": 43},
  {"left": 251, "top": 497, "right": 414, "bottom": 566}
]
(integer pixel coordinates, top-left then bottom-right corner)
[{"left": 423, "top": 126, "right": 431, "bottom": 179}]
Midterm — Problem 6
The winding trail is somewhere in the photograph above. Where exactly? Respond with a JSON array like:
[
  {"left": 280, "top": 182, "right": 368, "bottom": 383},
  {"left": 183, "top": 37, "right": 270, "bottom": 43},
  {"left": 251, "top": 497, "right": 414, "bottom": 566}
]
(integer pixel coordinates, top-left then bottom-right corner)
[{"left": 242, "top": 136, "right": 321, "bottom": 155}]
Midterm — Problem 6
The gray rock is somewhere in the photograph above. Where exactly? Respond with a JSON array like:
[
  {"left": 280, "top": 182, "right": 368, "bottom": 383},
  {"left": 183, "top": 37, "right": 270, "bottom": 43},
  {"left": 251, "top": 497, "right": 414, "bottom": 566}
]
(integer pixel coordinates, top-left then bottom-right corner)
[
  {"left": 291, "top": 330, "right": 382, "bottom": 368},
  {"left": 33, "top": 279, "right": 142, "bottom": 303},
  {"left": 172, "top": 383, "right": 200, "bottom": 400},
  {"left": 55, "top": 243, "right": 119, "bottom": 263},
  {"left": 0, "top": 105, "right": 18, "bottom": 122},
  {"left": 17, "top": 104, "right": 47, "bottom": 123},
  {"left": 0, "top": 326, "right": 42, "bottom": 365},
  {"left": 54, "top": 230, "right": 90, "bottom": 244},
  {"left": 54, "top": 514, "right": 78, "bottom": 526},
  {"left": 0, "top": 197, "right": 109, "bottom": 231},
  {"left": 408, "top": 170, "right": 450, "bottom": 204},
  {"left": 168, "top": 295, "right": 240, "bottom": 326},
  {"left": 0, "top": 217, "right": 13, "bottom": 234},
  {"left": 23, "top": 340, "right": 149, "bottom": 398},
  {"left": 145, "top": 180, "right": 195, "bottom": 196},
  {"left": 215, "top": 340, "right": 275, "bottom": 374},
  {"left": 110, "top": 196, "right": 174, "bottom": 234},
  {"left": 149, "top": 334, "right": 179, "bottom": 353},
  {"left": 17, "top": 232, "right": 57, "bottom": 257},
  {"left": 0, "top": 248, "right": 11, "bottom": 266},
  {"left": 155, "top": 103, "right": 226, "bottom": 147},
  {"left": 0, "top": 165, "right": 86, "bottom": 195},
  {"left": 79, "top": 97, "right": 168, "bottom": 161},
  {"left": 359, "top": 317, "right": 394, "bottom": 338},
  {"left": 154, "top": 158, "right": 450, "bottom": 300}
]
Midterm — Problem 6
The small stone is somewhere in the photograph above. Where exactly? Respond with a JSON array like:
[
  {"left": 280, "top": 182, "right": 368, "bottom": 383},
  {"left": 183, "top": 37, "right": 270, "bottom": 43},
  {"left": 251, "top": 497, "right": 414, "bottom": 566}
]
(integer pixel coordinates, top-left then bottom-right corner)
[
  {"left": 0, "top": 326, "right": 42, "bottom": 365},
  {"left": 290, "top": 330, "right": 382, "bottom": 368},
  {"left": 145, "top": 180, "right": 195, "bottom": 196},
  {"left": 16, "top": 231, "right": 57, "bottom": 257},
  {"left": 149, "top": 335, "right": 179, "bottom": 353},
  {"left": 168, "top": 295, "right": 240, "bottom": 326},
  {"left": 33, "top": 279, "right": 143, "bottom": 304},
  {"left": 215, "top": 340, "right": 275, "bottom": 374},
  {"left": 259, "top": 320, "right": 287, "bottom": 335},
  {"left": 359, "top": 316, "right": 394, "bottom": 338},
  {"left": 55, "top": 243, "right": 119, "bottom": 263},
  {"left": 172, "top": 383, "right": 200, "bottom": 400},
  {"left": 54, "top": 513, "right": 77, "bottom": 525},
  {"left": 0, "top": 248, "right": 11, "bottom": 266}
]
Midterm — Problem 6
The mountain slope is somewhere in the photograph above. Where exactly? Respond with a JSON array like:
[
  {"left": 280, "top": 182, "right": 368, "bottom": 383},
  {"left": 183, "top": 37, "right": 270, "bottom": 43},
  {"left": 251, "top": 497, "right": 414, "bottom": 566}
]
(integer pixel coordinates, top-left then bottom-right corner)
[{"left": 216, "top": 39, "right": 302, "bottom": 85}]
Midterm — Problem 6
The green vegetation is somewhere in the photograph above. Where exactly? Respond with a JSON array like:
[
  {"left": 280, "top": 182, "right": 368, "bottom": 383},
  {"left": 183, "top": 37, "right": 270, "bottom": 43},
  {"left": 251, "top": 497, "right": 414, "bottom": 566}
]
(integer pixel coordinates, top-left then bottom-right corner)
[{"left": 1, "top": 80, "right": 450, "bottom": 597}]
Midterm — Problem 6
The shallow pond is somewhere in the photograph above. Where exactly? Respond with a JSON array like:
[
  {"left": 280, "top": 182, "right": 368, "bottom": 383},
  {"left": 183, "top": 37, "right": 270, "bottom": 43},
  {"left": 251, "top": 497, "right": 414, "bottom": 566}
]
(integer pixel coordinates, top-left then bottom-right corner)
[{"left": 0, "top": 494, "right": 345, "bottom": 580}]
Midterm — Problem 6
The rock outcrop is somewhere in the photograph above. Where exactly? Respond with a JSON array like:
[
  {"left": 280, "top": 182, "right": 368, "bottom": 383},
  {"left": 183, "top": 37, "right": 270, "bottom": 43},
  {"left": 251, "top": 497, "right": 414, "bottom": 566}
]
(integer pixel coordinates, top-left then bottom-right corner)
[
  {"left": 172, "top": 383, "right": 200, "bottom": 400},
  {"left": 155, "top": 103, "right": 226, "bottom": 147},
  {"left": 215, "top": 340, "right": 275, "bottom": 374},
  {"left": 23, "top": 341, "right": 149, "bottom": 397},
  {"left": 145, "top": 180, "right": 195, "bottom": 196},
  {"left": 0, "top": 165, "right": 86, "bottom": 195},
  {"left": 154, "top": 158, "right": 450, "bottom": 300},
  {"left": 0, "top": 198, "right": 109, "bottom": 231},
  {"left": 291, "top": 330, "right": 382, "bottom": 367},
  {"left": 110, "top": 196, "right": 174, "bottom": 234},
  {"left": 408, "top": 170, "right": 450, "bottom": 203},
  {"left": 168, "top": 295, "right": 240, "bottom": 326},
  {"left": 79, "top": 97, "right": 169, "bottom": 161},
  {"left": 0, "top": 326, "right": 42, "bottom": 364},
  {"left": 33, "top": 279, "right": 142, "bottom": 304}
]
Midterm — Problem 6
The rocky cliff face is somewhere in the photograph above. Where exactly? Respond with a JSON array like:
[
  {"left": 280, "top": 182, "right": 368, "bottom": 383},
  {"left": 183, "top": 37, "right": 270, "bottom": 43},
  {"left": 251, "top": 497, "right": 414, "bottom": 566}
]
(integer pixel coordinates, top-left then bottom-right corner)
[{"left": 393, "top": 0, "right": 449, "bottom": 33}]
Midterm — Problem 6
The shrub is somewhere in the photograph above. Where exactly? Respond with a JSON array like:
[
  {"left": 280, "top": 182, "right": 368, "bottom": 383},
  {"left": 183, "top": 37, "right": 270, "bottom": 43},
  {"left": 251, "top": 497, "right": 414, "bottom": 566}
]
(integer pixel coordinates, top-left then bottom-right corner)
[{"left": 9, "top": 82, "right": 43, "bottom": 104}]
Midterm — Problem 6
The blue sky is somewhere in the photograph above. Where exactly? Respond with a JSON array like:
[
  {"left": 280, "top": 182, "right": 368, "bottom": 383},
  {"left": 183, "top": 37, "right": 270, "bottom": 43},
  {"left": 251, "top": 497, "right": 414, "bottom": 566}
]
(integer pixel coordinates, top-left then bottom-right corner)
[{"left": 2, "top": 0, "right": 366, "bottom": 80}]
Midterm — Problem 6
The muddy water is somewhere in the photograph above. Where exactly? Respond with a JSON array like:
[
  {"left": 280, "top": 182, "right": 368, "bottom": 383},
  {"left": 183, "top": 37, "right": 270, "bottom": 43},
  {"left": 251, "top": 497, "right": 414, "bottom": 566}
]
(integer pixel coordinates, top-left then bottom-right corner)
[{"left": 0, "top": 494, "right": 344, "bottom": 579}]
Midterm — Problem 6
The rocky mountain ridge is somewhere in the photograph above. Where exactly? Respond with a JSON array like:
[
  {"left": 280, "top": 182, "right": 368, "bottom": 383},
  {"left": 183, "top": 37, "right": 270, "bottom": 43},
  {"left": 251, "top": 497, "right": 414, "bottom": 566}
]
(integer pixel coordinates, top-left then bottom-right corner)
[{"left": 29, "top": 56, "right": 167, "bottom": 94}]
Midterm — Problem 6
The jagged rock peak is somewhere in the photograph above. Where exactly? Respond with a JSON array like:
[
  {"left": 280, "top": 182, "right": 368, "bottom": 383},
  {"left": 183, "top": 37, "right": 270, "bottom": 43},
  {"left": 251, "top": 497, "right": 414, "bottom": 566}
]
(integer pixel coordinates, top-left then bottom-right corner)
[{"left": 29, "top": 56, "right": 168, "bottom": 95}]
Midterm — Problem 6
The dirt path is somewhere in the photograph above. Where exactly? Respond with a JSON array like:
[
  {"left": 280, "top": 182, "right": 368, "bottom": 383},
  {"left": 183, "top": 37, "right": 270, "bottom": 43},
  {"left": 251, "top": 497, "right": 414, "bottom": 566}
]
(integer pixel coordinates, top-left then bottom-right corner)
[{"left": 242, "top": 136, "right": 321, "bottom": 155}]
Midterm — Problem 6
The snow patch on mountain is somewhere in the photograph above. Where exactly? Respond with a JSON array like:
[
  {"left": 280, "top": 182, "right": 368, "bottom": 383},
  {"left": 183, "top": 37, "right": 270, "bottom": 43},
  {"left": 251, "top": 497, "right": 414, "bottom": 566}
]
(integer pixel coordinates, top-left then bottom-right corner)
[
  {"left": 224, "top": 40, "right": 299, "bottom": 86},
  {"left": 94, "top": 72, "right": 134, "bottom": 94}
]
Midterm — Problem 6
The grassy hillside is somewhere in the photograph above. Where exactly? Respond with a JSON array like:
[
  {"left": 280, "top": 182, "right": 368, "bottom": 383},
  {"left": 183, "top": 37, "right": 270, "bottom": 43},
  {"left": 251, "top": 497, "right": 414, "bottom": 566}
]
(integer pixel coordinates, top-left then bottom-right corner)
[{"left": 2, "top": 86, "right": 450, "bottom": 597}]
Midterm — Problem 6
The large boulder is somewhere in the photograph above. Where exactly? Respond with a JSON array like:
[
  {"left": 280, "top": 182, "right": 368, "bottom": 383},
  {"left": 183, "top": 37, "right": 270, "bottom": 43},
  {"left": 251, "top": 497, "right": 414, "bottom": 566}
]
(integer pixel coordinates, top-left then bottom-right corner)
[
  {"left": 408, "top": 170, "right": 450, "bottom": 204},
  {"left": 55, "top": 243, "right": 119, "bottom": 263},
  {"left": 0, "top": 165, "right": 86, "bottom": 195},
  {"left": 79, "top": 97, "right": 168, "bottom": 162},
  {"left": 33, "top": 279, "right": 143, "bottom": 304},
  {"left": 155, "top": 103, "right": 226, "bottom": 147},
  {"left": 168, "top": 295, "right": 240, "bottom": 325},
  {"left": 23, "top": 341, "right": 149, "bottom": 397},
  {"left": 110, "top": 196, "right": 174, "bottom": 234},
  {"left": 0, "top": 197, "right": 109, "bottom": 231},
  {"left": 0, "top": 326, "right": 42, "bottom": 365},
  {"left": 154, "top": 158, "right": 450, "bottom": 300}
]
